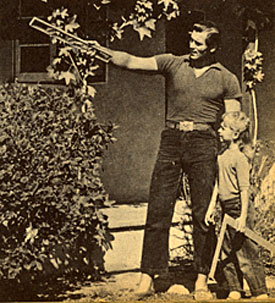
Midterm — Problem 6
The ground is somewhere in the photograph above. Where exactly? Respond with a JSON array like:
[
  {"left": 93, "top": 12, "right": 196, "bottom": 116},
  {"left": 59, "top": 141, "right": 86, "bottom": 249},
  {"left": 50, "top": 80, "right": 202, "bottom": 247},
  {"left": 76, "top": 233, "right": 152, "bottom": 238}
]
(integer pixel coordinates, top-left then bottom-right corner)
[{"left": 61, "top": 269, "right": 275, "bottom": 303}]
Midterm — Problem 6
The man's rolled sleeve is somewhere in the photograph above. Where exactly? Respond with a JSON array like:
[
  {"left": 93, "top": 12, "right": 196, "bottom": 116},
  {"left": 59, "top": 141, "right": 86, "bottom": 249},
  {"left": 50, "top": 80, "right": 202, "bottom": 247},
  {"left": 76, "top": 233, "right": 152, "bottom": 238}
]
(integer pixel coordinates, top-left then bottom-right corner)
[
  {"left": 154, "top": 53, "right": 175, "bottom": 74},
  {"left": 224, "top": 73, "right": 242, "bottom": 101}
]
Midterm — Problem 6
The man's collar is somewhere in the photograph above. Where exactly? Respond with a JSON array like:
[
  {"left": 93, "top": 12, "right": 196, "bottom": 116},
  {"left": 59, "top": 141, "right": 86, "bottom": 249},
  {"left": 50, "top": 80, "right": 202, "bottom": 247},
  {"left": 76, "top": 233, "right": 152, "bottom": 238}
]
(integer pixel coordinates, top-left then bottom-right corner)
[{"left": 184, "top": 55, "right": 221, "bottom": 70}]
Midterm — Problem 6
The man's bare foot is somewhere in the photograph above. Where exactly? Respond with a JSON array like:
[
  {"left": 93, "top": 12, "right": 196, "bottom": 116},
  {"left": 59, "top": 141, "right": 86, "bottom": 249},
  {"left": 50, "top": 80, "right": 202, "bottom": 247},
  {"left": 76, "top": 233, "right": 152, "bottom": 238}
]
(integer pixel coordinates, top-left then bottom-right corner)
[
  {"left": 193, "top": 273, "right": 213, "bottom": 300},
  {"left": 195, "top": 273, "right": 208, "bottom": 291},
  {"left": 226, "top": 291, "right": 241, "bottom": 300},
  {"left": 134, "top": 273, "right": 154, "bottom": 298}
]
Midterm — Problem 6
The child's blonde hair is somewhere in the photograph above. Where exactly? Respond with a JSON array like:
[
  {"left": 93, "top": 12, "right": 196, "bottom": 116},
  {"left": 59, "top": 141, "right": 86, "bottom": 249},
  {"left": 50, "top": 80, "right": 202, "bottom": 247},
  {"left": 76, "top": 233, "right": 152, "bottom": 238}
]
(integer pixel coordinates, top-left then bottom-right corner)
[{"left": 222, "top": 111, "right": 254, "bottom": 161}]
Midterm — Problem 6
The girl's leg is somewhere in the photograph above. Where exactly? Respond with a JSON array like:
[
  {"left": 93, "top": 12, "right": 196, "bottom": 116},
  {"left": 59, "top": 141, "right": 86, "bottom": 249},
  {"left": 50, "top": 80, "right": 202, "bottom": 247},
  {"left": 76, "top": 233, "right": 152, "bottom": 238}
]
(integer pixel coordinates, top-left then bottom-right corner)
[
  {"left": 220, "top": 199, "right": 245, "bottom": 297},
  {"left": 222, "top": 201, "right": 268, "bottom": 298},
  {"left": 220, "top": 225, "right": 244, "bottom": 297},
  {"left": 235, "top": 204, "right": 268, "bottom": 297},
  {"left": 235, "top": 236, "right": 267, "bottom": 297}
]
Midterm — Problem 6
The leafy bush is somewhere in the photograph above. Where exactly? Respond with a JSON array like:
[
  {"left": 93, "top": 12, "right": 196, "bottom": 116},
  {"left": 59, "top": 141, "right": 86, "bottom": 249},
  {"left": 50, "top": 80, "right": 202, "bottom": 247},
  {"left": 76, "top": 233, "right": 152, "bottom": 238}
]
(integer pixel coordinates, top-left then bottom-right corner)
[
  {"left": 251, "top": 140, "right": 275, "bottom": 275},
  {"left": 0, "top": 82, "right": 116, "bottom": 292},
  {"left": 172, "top": 175, "right": 193, "bottom": 263}
]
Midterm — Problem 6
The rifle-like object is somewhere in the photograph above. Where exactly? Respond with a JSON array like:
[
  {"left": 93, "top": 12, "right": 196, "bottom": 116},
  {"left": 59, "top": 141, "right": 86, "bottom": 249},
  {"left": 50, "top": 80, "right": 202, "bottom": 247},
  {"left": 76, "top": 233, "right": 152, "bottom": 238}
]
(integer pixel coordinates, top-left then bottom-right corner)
[
  {"left": 29, "top": 17, "right": 111, "bottom": 63},
  {"left": 208, "top": 214, "right": 275, "bottom": 282}
]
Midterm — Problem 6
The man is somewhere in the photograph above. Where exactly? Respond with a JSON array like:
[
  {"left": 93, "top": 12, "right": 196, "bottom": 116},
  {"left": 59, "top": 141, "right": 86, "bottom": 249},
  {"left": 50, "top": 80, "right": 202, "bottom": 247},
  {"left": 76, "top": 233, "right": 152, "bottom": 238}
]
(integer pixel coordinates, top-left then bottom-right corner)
[{"left": 94, "top": 20, "right": 241, "bottom": 299}]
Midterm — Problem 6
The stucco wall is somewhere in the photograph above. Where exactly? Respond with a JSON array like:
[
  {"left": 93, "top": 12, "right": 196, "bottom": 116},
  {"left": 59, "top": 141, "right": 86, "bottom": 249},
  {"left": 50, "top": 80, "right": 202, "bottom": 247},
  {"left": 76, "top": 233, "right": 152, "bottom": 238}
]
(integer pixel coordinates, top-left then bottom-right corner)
[
  {"left": 3, "top": 1, "right": 273, "bottom": 203},
  {"left": 93, "top": 23, "right": 166, "bottom": 202},
  {"left": 0, "top": 39, "right": 13, "bottom": 82},
  {"left": 257, "top": 29, "right": 275, "bottom": 141},
  {"left": 93, "top": 2, "right": 243, "bottom": 203}
]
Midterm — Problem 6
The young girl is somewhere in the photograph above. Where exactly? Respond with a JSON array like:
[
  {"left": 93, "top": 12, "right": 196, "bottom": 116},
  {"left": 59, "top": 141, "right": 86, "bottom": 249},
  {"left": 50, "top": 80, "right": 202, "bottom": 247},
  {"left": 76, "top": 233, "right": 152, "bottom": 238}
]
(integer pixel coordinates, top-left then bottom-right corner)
[{"left": 205, "top": 112, "right": 268, "bottom": 300}]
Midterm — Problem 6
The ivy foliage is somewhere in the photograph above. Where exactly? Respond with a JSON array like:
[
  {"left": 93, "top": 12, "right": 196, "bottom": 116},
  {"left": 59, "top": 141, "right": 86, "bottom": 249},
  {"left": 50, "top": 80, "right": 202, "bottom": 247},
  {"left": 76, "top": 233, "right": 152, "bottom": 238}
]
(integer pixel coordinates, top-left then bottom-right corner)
[
  {"left": 252, "top": 140, "right": 275, "bottom": 274},
  {"left": 0, "top": 2, "right": 119, "bottom": 298},
  {"left": 0, "top": 82, "right": 116, "bottom": 288},
  {"left": 46, "top": 7, "right": 100, "bottom": 96},
  {"left": 41, "top": 0, "right": 181, "bottom": 41},
  {"left": 243, "top": 49, "right": 264, "bottom": 91}
]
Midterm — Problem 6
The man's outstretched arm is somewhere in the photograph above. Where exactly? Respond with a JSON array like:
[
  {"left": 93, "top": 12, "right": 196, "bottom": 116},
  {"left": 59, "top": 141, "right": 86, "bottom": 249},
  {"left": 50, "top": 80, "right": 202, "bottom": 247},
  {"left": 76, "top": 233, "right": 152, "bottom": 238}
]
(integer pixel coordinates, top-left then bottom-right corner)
[{"left": 92, "top": 44, "right": 158, "bottom": 71}]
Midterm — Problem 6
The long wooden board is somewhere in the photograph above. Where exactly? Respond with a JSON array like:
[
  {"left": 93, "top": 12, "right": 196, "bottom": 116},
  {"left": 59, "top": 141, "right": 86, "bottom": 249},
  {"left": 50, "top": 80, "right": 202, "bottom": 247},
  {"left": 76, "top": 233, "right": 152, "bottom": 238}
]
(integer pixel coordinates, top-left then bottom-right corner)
[{"left": 208, "top": 213, "right": 275, "bottom": 281}]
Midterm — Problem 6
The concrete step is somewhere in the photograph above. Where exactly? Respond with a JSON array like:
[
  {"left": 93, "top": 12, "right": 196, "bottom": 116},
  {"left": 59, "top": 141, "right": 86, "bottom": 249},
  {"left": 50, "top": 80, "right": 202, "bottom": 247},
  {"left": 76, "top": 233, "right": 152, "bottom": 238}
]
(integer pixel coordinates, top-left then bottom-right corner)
[
  {"left": 104, "top": 226, "right": 192, "bottom": 273},
  {"left": 102, "top": 200, "right": 193, "bottom": 273},
  {"left": 102, "top": 200, "right": 191, "bottom": 229}
]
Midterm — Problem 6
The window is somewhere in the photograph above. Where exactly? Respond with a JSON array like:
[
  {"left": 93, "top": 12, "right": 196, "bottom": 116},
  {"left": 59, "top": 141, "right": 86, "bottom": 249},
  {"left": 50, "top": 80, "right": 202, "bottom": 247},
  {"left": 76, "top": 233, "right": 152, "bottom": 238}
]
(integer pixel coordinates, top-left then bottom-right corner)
[
  {"left": 15, "top": 0, "right": 54, "bottom": 83},
  {"left": 15, "top": 0, "right": 107, "bottom": 84}
]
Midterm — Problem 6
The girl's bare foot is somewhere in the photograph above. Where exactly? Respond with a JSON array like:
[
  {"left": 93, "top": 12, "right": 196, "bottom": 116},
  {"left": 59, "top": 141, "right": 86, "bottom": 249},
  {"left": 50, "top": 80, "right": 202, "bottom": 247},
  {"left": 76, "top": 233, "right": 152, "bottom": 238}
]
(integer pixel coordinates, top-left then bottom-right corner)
[
  {"left": 255, "top": 293, "right": 268, "bottom": 299},
  {"left": 226, "top": 291, "right": 241, "bottom": 300}
]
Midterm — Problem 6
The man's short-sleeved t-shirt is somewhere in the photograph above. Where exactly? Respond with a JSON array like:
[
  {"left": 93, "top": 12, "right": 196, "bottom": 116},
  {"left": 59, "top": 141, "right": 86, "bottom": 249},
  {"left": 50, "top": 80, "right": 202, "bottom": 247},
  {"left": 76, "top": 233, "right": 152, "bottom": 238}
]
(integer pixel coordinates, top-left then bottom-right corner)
[
  {"left": 218, "top": 148, "right": 250, "bottom": 201},
  {"left": 155, "top": 54, "right": 242, "bottom": 124}
]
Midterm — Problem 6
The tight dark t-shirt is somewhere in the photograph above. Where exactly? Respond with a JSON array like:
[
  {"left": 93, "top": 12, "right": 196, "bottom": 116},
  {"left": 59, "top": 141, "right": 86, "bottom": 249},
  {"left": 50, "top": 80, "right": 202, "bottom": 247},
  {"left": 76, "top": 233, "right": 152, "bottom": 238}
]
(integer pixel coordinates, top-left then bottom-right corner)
[{"left": 155, "top": 54, "right": 242, "bottom": 123}]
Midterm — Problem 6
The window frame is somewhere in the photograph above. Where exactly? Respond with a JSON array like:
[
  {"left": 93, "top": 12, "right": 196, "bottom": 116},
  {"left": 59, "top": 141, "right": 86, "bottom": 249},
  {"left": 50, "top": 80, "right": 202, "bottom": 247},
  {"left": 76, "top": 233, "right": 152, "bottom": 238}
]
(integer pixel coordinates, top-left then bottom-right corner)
[
  {"left": 14, "top": 35, "right": 56, "bottom": 83},
  {"left": 14, "top": 0, "right": 56, "bottom": 83},
  {"left": 14, "top": 0, "right": 108, "bottom": 85}
]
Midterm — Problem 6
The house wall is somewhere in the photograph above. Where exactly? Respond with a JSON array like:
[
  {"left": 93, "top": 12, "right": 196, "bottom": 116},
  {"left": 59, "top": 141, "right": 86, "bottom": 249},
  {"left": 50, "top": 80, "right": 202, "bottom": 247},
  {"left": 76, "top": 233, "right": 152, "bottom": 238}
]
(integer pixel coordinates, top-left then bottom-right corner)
[
  {"left": 2, "top": 0, "right": 274, "bottom": 203},
  {"left": 93, "top": 0, "right": 243, "bottom": 202},
  {"left": 257, "top": 30, "right": 275, "bottom": 141},
  {"left": 0, "top": 40, "right": 13, "bottom": 82},
  {"left": 93, "top": 22, "right": 166, "bottom": 203}
]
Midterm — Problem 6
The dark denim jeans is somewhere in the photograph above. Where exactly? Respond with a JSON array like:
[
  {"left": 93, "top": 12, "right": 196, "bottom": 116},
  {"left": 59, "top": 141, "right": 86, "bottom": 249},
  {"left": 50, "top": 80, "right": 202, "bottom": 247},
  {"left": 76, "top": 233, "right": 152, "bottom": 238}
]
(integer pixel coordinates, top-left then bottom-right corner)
[
  {"left": 220, "top": 198, "right": 267, "bottom": 296},
  {"left": 140, "top": 127, "right": 217, "bottom": 276}
]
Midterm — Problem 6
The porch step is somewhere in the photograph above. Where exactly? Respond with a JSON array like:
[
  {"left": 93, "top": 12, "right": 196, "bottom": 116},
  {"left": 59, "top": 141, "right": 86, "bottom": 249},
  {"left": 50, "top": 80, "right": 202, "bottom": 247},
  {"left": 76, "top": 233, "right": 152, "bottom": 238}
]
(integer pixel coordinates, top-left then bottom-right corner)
[
  {"left": 102, "top": 200, "right": 188, "bottom": 229},
  {"left": 102, "top": 200, "right": 192, "bottom": 273}
]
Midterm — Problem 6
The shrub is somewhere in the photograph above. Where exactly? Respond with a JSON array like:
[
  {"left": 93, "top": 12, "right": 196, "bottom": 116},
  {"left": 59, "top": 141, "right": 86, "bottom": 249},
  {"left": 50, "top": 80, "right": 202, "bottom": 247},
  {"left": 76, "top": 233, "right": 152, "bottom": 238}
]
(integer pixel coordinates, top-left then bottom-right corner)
[
  {"left": 251, "top": 140, "right": 275, "bottom": 275},
  {"left": 0, "top": 82, "right": 116, "bottom": 294}
]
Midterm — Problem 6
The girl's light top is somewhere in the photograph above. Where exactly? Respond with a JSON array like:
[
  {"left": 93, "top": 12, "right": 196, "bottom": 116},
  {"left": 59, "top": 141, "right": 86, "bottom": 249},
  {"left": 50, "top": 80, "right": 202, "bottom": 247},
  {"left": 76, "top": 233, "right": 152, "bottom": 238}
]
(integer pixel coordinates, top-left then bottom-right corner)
[{"left": 218, "top": 148, "right": 250, "bottom": 201}]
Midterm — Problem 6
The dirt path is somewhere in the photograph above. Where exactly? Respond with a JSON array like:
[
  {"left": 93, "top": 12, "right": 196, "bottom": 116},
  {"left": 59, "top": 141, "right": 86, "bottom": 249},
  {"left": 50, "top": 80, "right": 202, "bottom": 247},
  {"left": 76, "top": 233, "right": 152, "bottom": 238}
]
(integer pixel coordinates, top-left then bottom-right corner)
[{"left": 62, "top": 272, "right": 275, "bottom": 302}]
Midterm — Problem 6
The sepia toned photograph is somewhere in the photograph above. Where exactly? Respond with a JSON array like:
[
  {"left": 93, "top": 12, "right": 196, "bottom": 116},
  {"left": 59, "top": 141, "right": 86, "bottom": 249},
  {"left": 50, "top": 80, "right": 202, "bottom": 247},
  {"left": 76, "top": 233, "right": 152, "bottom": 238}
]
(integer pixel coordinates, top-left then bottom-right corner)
[{"left": 0, "top": 0, "right": 274, "bottom": 302}]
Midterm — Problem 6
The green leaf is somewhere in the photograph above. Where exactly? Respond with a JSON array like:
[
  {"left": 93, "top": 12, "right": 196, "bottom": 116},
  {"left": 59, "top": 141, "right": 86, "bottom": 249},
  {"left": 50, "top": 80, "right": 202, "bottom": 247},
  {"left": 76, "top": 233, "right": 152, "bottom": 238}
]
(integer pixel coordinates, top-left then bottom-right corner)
[
  {"left": 87, "top": 86, "right": 96, "bottom": 98},
  {"left": 145, "top": 18, "right": 156, "bottom": 30},
  {"left": 36, "top": 261, "right": 43, "bottom": 271},
  {"left": 60, "top": 71, "right": 76, "bottom": 85},
  {"left": 133, "top": 23, "right": 153, "bottom": 40},
  {"left": 60, "top": 8, "right": 69, "bottom": 19},
  {"left": 64, "top": 17, "right": 80, "bottom": 33},
  {"left": 58, "top": 47, "right": 72, "bottom": 57}
]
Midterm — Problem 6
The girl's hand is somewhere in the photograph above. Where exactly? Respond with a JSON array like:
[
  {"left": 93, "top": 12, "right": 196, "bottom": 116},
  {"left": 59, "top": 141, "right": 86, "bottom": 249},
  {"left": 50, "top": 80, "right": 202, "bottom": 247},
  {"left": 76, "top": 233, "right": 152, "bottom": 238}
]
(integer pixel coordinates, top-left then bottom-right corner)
[
  {"left": 204, "top": 207, "right": 215, "bottom": 226},
  {"left": 235, "top": 216, "right": 247, "bottom": 233},
  {"left": 205, "top": 180, "right": 218, "bottom": 227}
]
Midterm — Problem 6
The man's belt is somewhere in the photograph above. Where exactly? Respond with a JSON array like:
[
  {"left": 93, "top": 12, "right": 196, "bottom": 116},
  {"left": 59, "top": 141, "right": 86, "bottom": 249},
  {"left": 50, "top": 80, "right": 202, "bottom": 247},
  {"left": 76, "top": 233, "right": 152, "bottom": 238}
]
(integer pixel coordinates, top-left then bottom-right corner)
[{"left": 166, "top": 120, "right": 211, "bottom": 132}]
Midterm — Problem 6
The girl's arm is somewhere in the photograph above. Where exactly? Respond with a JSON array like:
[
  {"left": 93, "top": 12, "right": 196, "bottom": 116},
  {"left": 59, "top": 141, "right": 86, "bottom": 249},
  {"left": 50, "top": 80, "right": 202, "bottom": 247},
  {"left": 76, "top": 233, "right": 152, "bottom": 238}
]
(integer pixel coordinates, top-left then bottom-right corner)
[
  {"left": 235, "top": 153, "right": 251, "bottom": 232},
  {"left": 236, "top": 189, "right": 249, "bottom": 232},
  {"left": 205, "top": 180, "right": 218, "bottom": 226}
]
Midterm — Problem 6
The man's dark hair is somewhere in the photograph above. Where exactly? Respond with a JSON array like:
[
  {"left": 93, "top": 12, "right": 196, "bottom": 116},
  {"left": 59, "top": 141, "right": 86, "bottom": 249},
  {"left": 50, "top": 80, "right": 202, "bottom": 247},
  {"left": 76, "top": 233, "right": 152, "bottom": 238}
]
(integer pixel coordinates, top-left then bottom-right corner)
[{"left": 192, "top": 20, "right": 221, "bottom": 51}]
